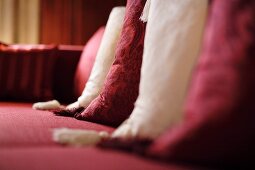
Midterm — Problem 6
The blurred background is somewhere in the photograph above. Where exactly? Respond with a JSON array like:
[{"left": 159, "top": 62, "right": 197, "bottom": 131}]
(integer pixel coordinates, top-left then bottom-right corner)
[{"left": 0, "top": 0, "right": 126, "bottom": 45}]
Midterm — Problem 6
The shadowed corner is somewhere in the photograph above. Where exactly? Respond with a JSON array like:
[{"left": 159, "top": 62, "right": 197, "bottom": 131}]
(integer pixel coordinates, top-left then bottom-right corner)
[
  {"left": 97, "top": 136, "right": 152, "bottom": 156},
  {"left": 53, "top": 107, "right": 85, "bottom": 117}
]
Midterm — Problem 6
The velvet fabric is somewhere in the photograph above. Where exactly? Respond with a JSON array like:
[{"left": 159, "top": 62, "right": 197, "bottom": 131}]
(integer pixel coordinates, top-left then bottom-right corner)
[
  {"left": 148, "top": 0, "right": 255, "bottom": 168},
  {"left": 74, "top": 27, "right": 105, "bottom": 97},
  {"left": 0, "top": 102, "right": 113, "bottom": 147},
  {"left": 0, "top": 147, "right": 204, "bottom": 170},
  {"left": 0, "top": 45, "right": 57, "bottom": 102},
  {"left": 75, "top": 0, "right": 146, "bottom": 127},
  {"left": 0, "top": 102, "right": 210, "bottom": 170}
]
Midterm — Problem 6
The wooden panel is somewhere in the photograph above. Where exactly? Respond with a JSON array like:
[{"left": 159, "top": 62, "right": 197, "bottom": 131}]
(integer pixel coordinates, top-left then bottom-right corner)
[{"left": 40, "top": 0, "right": 126, "bottom": 45}]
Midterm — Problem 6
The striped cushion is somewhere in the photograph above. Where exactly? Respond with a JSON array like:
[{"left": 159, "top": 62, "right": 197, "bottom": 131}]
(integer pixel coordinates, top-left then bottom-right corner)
[{"left": 0, "top": 45, "right": 57, "bottom": 102}]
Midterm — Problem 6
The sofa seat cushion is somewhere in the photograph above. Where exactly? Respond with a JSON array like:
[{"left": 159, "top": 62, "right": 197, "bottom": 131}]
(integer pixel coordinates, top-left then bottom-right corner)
[
  {"left": 0, "top": 102, "right": 113, "bottom": 148},
  {"left": 0, "top": 147, "right": 204, "bottom": 170}
]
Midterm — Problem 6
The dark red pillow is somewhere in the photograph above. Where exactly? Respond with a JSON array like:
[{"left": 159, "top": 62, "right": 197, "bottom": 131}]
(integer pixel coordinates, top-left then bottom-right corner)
[
  {"left": 74, "top": 0, "right": 146, "bottom": 127},
  {"left": 0, "top": 45, "right": 58, "bottom": 102},
  {"left": 148, "top": 0, "right": 255, "bottom": 168},
  {"left": 74, "top": 27, "right": 105, "bottom": 97}
]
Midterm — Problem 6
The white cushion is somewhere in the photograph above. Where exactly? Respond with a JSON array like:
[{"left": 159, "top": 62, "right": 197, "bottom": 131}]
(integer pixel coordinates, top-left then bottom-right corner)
[{"left": 68, "top": 7, "right": 126, "bottom": 109}]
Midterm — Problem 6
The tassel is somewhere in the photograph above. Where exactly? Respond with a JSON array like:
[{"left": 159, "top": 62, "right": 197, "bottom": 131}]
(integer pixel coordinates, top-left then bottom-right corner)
[
  {"left": 32, "top": 100, "right": 63, "bottom": 110},
  {"left": 52, "top": 128, "right": 109, "bottom": 147}
]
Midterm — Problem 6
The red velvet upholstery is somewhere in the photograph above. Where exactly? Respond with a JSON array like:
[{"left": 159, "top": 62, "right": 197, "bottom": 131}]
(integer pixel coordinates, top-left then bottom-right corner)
[
  {"left": 0, "top": 102, "right": 113, "bottom": 148},
  {"left": 148, "top": 0, "right": 255, "bottom": 168},
  {"left": 74, "top": 27, "right": 105, "bottom": 97},
  {"left": 0, "top": 147, "right": 203, "bottom": 170},
  {"left": 0, "top": 45, "right": 57, "bottom": 101},
  {"left": 0, "top": 102, "right": 205, "bottom": 170},
  {"left": 76, "top": 0, "right": 146, "bottom": 127}
]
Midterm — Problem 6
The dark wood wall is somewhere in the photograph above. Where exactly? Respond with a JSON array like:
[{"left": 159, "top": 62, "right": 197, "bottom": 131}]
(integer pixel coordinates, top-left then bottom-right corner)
[{"left": 40, "top": 0, "right": 126, "bottom": 45}]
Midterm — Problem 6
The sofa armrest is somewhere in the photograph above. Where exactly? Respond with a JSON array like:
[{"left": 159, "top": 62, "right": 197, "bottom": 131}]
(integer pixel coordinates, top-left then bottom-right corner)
[{"left": 0, "top": 44, "right": 83, "bottom": 103}]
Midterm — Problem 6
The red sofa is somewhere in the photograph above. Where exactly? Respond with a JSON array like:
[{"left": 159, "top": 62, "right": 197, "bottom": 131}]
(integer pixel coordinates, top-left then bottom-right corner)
[{"left": 0, "top": 44, "right": 212, "bottom": 170}]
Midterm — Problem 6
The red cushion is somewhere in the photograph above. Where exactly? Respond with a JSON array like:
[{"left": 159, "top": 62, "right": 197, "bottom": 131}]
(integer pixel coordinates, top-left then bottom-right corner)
[
  {"left": 76, "top": 0, "right": 146, "bottom": 127},
  {"left": 0, "top": 102, "right": 113, "bottom": 147},
  {"left": 0, "top": 45, "right": 57, "bottom": 102},
  {"left": 148, "top": 0, "right": 255, "bottom": 168},
  {"left": 74, "top": 27, "right": 105, "bottom": 97}
]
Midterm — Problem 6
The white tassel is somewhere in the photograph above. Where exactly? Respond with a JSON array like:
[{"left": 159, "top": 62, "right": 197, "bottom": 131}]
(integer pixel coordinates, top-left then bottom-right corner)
[
  {"left": 32, "top": 100, "right": 63, "bottom": 110},
  {"left": 140, "top": 0, "right": 151, "bottom": 23},
  {"left": 52, "top": 128, "right": 109, "bottom": 147}
]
